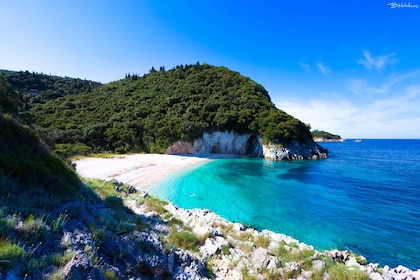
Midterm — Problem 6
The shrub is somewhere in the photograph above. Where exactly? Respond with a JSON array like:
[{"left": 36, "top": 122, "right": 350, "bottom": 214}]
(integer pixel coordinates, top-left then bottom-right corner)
[
  {"left": 17, "top": 214, "right": 49, "bottom": 242},
  {"left": 255, "top": 234, "right": 270, "bottom": 249},
  {"left": 0, "top": 240, "right": 25, "bottom": 271},
  {"left": 50, "top": 212, "right": 69, "bottom": 232},
  {"left": 327, "top": 263, "right": 369, "bottom": 280},
  {"left": 144, "top": 196, "right": 168, "bottom": 216},
  {"left": 167, "top": 230, "right": 200, "bottom": 251}
]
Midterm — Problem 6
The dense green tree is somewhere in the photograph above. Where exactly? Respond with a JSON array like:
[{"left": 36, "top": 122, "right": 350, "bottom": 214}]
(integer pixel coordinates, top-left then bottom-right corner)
[
  {"left": 26, "top": 64, "right": 314, "bottom": 155},
  {"left": 0, "top": 70, "right": 101, "bottom": 110},
  {"left": 311, "top": 129, "right": 342, "bottom": 140}
]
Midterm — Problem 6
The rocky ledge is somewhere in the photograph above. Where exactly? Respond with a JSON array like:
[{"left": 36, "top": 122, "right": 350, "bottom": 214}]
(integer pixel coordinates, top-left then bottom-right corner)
[
  {"left": 160, "top": 203, "right": 420, "bottom": 280},
  {"left": 125, "top": 185, "right": 419, "bottom": 280},
  {"left": 166, "top": 131, "right": 328, "bottom": 161}
]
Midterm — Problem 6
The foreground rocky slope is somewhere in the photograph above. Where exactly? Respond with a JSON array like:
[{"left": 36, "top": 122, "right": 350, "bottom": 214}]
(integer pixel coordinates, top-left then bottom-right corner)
[
  {"left": 135, "top": 193, "right": 420, "bottom": 280},
  {"left": 2, "top": 175, "right": 419, "bottom": 279}
]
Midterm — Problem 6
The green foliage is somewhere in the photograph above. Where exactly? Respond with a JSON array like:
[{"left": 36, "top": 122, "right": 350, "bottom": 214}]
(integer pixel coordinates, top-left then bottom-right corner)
[
  {"left": 0, "top": 113, "right": 80, "bottom": 194},
  {"left": 311, "top": 129, "right": 342, "bottom": 140},
  {"left": 144, "top": 195, "right": 169, "bottom": 215},
  {"left": 326, "top": 263, "right": 369, "bottom": 280},
  {"left": 0, "top": 73, "right": 18, "bottom": 115},
  {"left": 254, "top": 234, "right": 270, "bottom": 249},
  {"left": 167, "top": 230, "right": 201, "bottom": 251},
  {"left": 30, "top": 63, "right": 313, "bottom": 154},
  {"left": 17, "top": 214, "right": 48, "bottom": 242},
  {"left": 205, "top": 258, "right": 215, "bottom": 280},
  {"left": 0, "top": 69, "right": 100, "bottom": 111},
  {"left": 0, "top": 240, "right": 25, "bottom": 272}
]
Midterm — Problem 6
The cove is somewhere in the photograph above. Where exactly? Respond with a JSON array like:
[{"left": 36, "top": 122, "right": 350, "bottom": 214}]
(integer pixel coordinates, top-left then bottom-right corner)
[{"left": 150, "top": 140, "right": 420, "bottom": 270}]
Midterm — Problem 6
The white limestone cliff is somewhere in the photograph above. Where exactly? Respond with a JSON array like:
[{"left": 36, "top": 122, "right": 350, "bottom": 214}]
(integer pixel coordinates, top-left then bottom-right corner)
[
  {"left": 165, "top": 131, "right": 263, "bottom": 156},
  {"left": 165, "top": 131, "right": 328, "bottom": 160}
]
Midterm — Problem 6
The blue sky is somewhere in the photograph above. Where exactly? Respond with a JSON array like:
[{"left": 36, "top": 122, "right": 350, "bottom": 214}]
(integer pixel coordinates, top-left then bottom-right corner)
[{"left": 1, "top": 0, "right": 419, "bottom": 138}]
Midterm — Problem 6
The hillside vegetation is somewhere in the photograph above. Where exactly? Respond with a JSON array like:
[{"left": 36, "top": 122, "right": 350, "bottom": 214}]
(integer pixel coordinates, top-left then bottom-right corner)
[
  {"left": 0, "top": 71, "right": 406, "bottom": 280},
  {"left": 31, "top": 63, "right": 312, "bottom": 155},
  {"left": 0, "top": 70, "right": 101, "bottom": 114},
  {"left": 311, "top": 130, "right": 342, "bottom": 141}
]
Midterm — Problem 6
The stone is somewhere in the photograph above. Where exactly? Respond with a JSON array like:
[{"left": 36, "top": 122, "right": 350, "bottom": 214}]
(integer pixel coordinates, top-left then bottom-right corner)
[
  {"left": 232, "top": 223, "right": 245, "bottom": 232},
  {"left": 301, "top": 269, "right": 314, "bottom": 279},
  {"left": 200, "top": 237, "right": 226, "bottom": 258},
  {"left": 263, "top": 140, "right": 328, "bottom": 161},
  {"left": 369, "top": 272, "right": 383, "bottom": 280},
  {"left": 345, "top": 256, "right": 360, "bottom": 267},
  {"left": 126, "top": 185, "right": 137, "bottom": 193},
  {"left": 61, "top": 252, "right": 105, "bottom": 280},
  {"left": 250, "top": 247, "right": 269, "bottom": 269},
  {"left": 312, "top": 260, "right": 326, "bottom": 271},
  {"left": 412, "top": 270, "right": 420, "bottom": 280}
]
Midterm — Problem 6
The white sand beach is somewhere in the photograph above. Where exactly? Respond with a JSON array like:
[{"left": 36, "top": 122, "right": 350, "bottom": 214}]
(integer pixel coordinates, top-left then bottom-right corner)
[{"left": 73, "top": 154, "right": 210, "bottom": 191}]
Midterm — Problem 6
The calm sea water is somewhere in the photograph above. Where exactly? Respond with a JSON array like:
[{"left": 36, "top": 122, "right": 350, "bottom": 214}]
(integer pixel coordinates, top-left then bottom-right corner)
[{"left": 150, "top": 139, "right": 420, "bottom": 269}]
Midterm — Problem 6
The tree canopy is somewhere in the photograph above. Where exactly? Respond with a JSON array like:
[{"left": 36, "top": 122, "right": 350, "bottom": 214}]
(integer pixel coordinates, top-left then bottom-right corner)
[
  {"left": 23, "top": 64, "right": 313, "bottom": 155},
  {"left": 311, "top": 129, "right": 342, "bottom": 140}
]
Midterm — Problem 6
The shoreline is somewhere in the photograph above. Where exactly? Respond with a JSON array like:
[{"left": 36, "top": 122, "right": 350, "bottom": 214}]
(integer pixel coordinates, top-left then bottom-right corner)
[
  {"left": 73, "top": 153, "right": 212, "bottom": 192},
  {"left": 73, "top": 153, "right": 420, "bottom": 277}
]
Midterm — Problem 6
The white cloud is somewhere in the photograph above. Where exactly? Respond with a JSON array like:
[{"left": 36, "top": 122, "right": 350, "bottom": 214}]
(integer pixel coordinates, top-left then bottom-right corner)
[
  {"left": 316, "top": 62, "right": 331, "bottom": 76},
  {"left": 298, "top": 61, "right": 311, "bottom": 73},
  {"left": 349, "top": 70, "right": 420, "bottom": 95},
  {"left": 274, "top": 86, "right": 420, "bottom": 139},
  {"left": 357, "top": 50, "right": 398, "bottom": 71}
]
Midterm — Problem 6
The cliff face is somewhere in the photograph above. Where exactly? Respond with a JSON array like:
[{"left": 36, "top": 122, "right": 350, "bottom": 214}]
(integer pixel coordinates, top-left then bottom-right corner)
[
  {"left": 166, "top": 131, "right": 328, "bottom": 160},
  {"left": 166, "top": 131, "right": 263, "bottom": 156}
]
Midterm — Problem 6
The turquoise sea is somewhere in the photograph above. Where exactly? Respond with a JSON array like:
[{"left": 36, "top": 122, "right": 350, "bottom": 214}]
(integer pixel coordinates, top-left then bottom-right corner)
[{"left": 150, "top": 139, "right": 420, "bottom": 269}]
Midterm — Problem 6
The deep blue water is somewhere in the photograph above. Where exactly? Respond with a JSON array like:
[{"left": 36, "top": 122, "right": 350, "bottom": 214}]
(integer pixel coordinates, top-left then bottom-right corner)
[{"left": 150, "top": 139, "right": 420, "bottom": 269}]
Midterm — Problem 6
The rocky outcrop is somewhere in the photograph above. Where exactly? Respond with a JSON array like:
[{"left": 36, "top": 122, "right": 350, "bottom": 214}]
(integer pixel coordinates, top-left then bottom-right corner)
[
  {"left": 161, "top": 203, "right": 420, "bottom": 280},
  {"left": 313, "top": 137, "right": 345, "bottom": 142},
  {"left": 263, "top": 141, "right": 328, "bottom": 160},
  {"left": 166, "top": 131, "right": 328, "bottom": 160},
  {"left": 166, "top": 131, "right": 263, "bottom": 156},
  {"left": 61, "top": 252, "right": 105, "bottom": 280}
]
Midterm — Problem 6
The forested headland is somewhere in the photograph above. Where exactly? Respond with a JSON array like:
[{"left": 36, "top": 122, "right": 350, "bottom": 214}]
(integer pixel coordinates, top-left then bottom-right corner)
[{"left": 6, "top": 63, "right": 314, "bottom": 156}]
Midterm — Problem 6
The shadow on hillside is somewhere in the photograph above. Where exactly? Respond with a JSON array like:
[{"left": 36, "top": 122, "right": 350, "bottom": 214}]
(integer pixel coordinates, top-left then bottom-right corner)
[{"left": 0, "top": 168, "right": 174, "bottom": 278}]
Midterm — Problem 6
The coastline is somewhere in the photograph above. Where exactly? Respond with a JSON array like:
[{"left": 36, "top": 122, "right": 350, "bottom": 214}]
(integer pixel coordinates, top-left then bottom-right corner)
[
  {"left": 73, "top": 153, "right": 211, "bottom": 192},
  {"left": 72, "top": 153, "right": 420, "bottom": 279}
]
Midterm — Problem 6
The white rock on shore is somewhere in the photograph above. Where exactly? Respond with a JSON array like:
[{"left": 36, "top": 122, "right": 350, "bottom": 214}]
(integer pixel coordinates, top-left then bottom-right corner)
[{"left": 160, "top": 202, "right": 420, "bottom": 280}]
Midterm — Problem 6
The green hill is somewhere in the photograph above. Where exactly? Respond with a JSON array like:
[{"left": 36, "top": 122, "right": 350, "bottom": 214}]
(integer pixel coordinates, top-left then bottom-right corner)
[
  {"left": 0, "top": 72, "right": 80, "bottom": 195},
  {"left": 31, "top": 63, "right": 313, "bottom": 155},
  {"left": 311, "top": 129, "right": 342, "bottom": 141},
  {"left": 0, "top": 69, "right": 101, "bottom": 112}
]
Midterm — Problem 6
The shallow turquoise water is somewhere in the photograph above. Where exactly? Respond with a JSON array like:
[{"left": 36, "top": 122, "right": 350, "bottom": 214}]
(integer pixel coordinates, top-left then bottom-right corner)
[{"left": 150, "top": 139, "right": 420, "bottom": 269}]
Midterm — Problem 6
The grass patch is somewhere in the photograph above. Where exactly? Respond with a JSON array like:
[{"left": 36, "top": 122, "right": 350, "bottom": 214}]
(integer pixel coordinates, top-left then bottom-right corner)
[
  {"left": 221, "top": 244, "right": 230, "bottom": 255},
  {"left": 85, "top": 179, "right": 119, "bottom": 200},
  {"left": 69, "top": 153, "right": 124, "bottom": 161},
  {"left": 49, "top": 250, "right": 76, "bottom": 267},
  {"left": 242, "top": 265, "right": 257, "bottom": 280},
  {"left": 17, "top": 214, "right": 49, "bottom": 242},
  {"left": 167, "top": 230, "right": 201, "bottom": 252},
  {"left": 327, "top": 263, "right": 369, "bottom": 280},
  {"left": 205, "top": 258, "right": 214, "bottom": 280},
  {"left": 254, "top": 234, "right": 270, "bottom": 249},
  {"left": 143, "top": 195, "right": 169, "bottom": 216},
  {"left": 0, "top": 240, "right": 25, "bottom": 272},
  {"left": 101, "top": 268, "right": 120, "bottom": 280}
]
